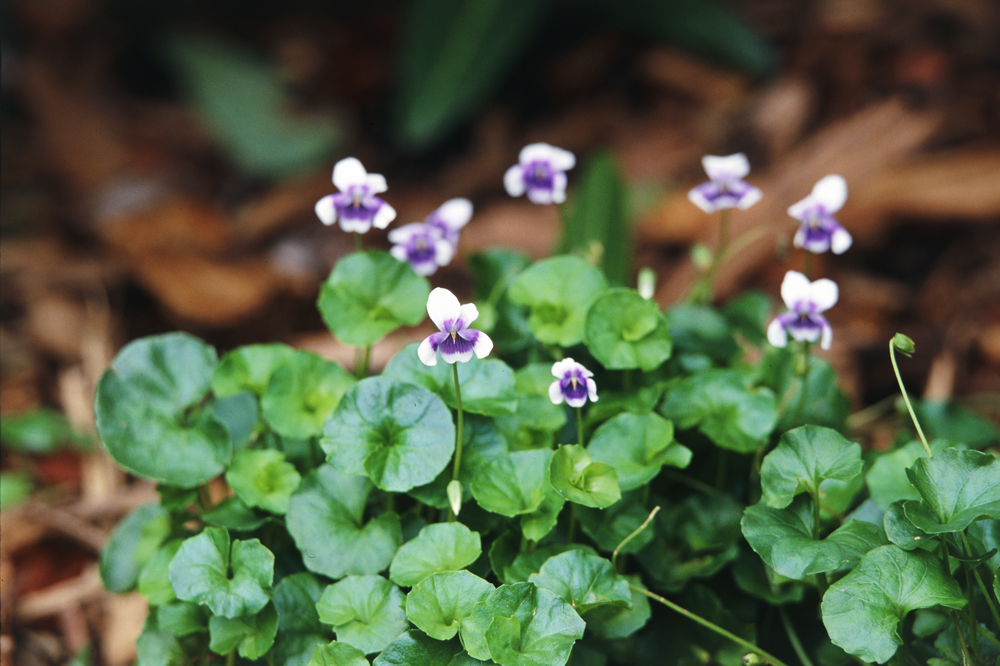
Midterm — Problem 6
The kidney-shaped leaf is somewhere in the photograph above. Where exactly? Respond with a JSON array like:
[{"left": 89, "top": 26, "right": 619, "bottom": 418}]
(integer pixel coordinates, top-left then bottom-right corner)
[
  {"left": 321, "top": 377, "right": 455, "bottom": 492},
  {"left": 528, "top": 550, "right": 630, "bottom": 613},
  {"left": 308, "top": 641, "right": 370, "bottom": 666},
  {"left": 318, "top": 251, "right": 430, "bottom": 346},
  {"left": 100, "top": 502, "right": 171, "bottom": 593},
  {"left": 549, "top": 445, "right": 621, "bottom": 509},
  {"left": 902, "top": 448, "right": 1000, "bottom": 534},
  {"left": 821, "top": 545, "right": 966, "bottom": 663},
  {"left": 406, "top": 571, "right": 495, "bottom": 640},
  {"left": 584, "top": 288, "right": 672, "bottom": 371},
  {"left": 587, "top": 413, "right": 690, "bottom": 491},
  {"left": 471, "top": 449, "right": 552, "bottom": 517},
  {"left": 168, "top": 526, "right": 274, "bottom": 618},
  {"left": 208, "top": 602, "right": 279, "bottom": 660},
  {"left": 372, "top": 629, "right": 468, "bottom": 666},
  {"left": 95, "top": 333, "right": 230, "bottom": 487},
  {"left": 226, "top": 449, "right": 301, "bottom": 514},
  {"left": 261, "top": 350, "right": 355, "bottom": 440},
  {"left": 212, "top": 343, "right": 297, "bottom": 397},
  {"left": 389, "top": 522, "right": 482, "bottom": 587},
  {"left": 760, "top": 425, "right": 862, "bottom": 509},
  {"left": 286, "top": 466, "right": 402, "bottom": 579},
  {"left": 317, "top": 575, "right": 409, "bottom": 655}
]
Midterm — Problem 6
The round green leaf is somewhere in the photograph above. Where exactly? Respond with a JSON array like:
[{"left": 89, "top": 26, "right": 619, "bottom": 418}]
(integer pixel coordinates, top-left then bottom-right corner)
[
  {"left": 95, "top": 333, "right": 231, "bottom": 487},
  {"left": 902, "top": 448, "right": 1000, "bottom": 534},
  {"left": 821, "top": 545, "right": 966, "bottom": 663},
  {"left": 138, "top": 538, "right": 184, "bottom": 605},
  {"left": 659, "top": 369, "right": 777, "bottom": 453},
  {"left": 519, "top": 485, "right": 566, "bottom": 543},
  {"left": 317, "top": 575, "right": 409, "bottom": 654},
  {"left": 549, "top": 445, "right": 621, "bottom": 509},
  {"left": 528, "top": 551, "right": 630, "bottom": 613},
  {"left": 318, "top": 250, "right": 430, "bottom": 346},
  {"left": 760, "top": 425, "right": 862, "bottom": 509},
  {"left": 286, "top": 466, "right": 402, "bottom": 579},
  {"left": 389, "top": 522, "right": 482, "bottom": 587},
  {"left": 157, "top": 601, "right": 209, "bottom": 637},
  {"left": 471, "top": 449, "right": 552, "bottom": 517},
  {"left": 584, "top": 574, "right": 651, "bottom": 639},
  {"left": 309, "top": 641, "right": 370, "bottom": 666},
  {"left": 883, "top": 500, "right": 934, "bottom": 551},
  {"left": 226, "top": 449, "right": 301, "bottom": 514},
  {"left": 584, "top": 288, "right": 672, "bottom": 371},
  {"left": 587, "top": 413, "right": 690, "bottom": 491},
  {"left": 100, "top": 502, "right": 171, "bottom": 593},
  {"left": 865, "top": 439, "right": 955, "bottom": 511},
  {"left": 274, "top": 572, "right": 334, "bottom": 666},
  {"left": 168, "top": 526, "right": 274, "bottom": 618},
  {"left": 212, "top": 343, "right": 297, "bottom": 397},
  {"left": 383, "top": 343, "right": 516, "bottom": 417},
  {"left": 405, "top": 571, "right": 495, "bottom": 640},
  {"left": 201, "top": 496, "right": 270, "bottom": 532},
  {"left": 261, "top": 350, "right": 356, "bottom": 440},
  {"left": 136, "top": 612, "right": 188, "bottom": 666},
  {"left": 209, "top": 602, "right": 279, "bottom": 660},
  {"left": 320, "top": 377, "right": 455, "bottom": 492},
  {"left": 507, "top": 255, "right": 608, "bottom": 347},
  {"left": 372, "top": 629, "right": 468, "bottom": 666}
]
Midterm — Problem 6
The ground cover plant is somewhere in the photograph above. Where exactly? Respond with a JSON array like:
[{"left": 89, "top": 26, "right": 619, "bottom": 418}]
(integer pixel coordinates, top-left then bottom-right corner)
[{"left": 94, "top": 148, "right": 1000, "bottom": 666}]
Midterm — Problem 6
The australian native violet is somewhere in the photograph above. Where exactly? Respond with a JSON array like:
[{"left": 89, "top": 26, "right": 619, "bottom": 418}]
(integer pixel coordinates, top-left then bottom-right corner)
[
  {"left": 388, "top": 223, "right": 454, "bottom": 276},
  {"left": 767, "top": 270, "right": 839, "bottom": 350},
  {"left": 549, "top": 358, "right": 598, "bottom": 408},
  {"left": 687, "top": 153, "right": 762, "bottom": 213},
  {"left": 788, "top": 174, "right": 852, "bottom": 254},
  {"left": 425, "top": 197, "right": 473, "bottom": 246},
  {"left": 417, "top": 288, "right": 493, "bottom": 366},
  {"left": 504, "top": 143, "right": 576, "bottom": 204},
  {"left": 315, "top": 157, "right": 396, "bottom": 234}
]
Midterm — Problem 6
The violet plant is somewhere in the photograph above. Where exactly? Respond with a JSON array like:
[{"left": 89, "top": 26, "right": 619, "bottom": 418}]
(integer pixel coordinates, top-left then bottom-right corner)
[{"left": 95, "top": 145, "right": 999, "bottom": 666}]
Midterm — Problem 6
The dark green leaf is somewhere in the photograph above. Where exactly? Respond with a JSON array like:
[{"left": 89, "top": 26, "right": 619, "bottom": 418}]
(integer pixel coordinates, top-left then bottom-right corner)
[
  {"left": 468, "top": 250, "right": 533, "bottom": 355},
  {"left": 722, "top": 290, "right": 772, "bottom": 346},
  {"left": 902, "top": 448, "right": 1000, "bottom": 533},
  {"left": 157, "top": 601, "right": 209, "bottom": 637},
  {"left": 136, "top": 613, "right": 188, "bottom": 666},
  {"left": 865, "top": 439, "right": 955, "bottom": 510},
  {"left": 519, "top": 485, "right": 566, "bottom": 542},
  {"left": 587, "top": 412, "right": 690, "bottom": 491},
  {"left": 100, "top": 503, "right": 171, "bottom": 593},
  {"left": 0, "top": 407, "right": 87, "bottom": 454},
  {"left": 201, "top": 496, "right": 270, "bottom": 532},
  {"left": 754, "top": 346, "right": 850, "bottom": 431},
  {"left": 585, "top": 289, "right": 672, "bottom": 372},
  {"left": 138, "top": 539, "right": 184, "bottom": 605},
  {"left": 502, "top": 544, "right": 598, "bottom": 585},
  {"left": 583, "top": 574, "right": 651, "bottom": 639},
  {"left": 665, "top": 304, "right": 738, "bottom": 370},
  {"left": 730, "top": 550, "right": 804, "bottom": 605},
  {"left": 317, "top": 575, "right": 409, "bottom": 654},
  {"left": 912, "top": 400, "right": 999, "bottom": 448},
  {"left": 409, "top": 415, "right": 507, "bottom": 509},
  {"left": 883, "top": 500, "right": 934, "bottom": 551},
  {"left": 261, "top": 350, "right": 356, "bottom": 440},
  {"left": 760, "top": 425, "right": 862, "bottom": 509},
  {"left": 578, "top": 494, "right": 655, "bottom": 554},
  {"left": 208, "top": 602, "right": 279, "bottom": 659},
  {"left": 372, "top": 629, "right": 468, "bottom": 666},
  {"left": 471, "top": 449, "right": 552, "bottom": 517},
  {"left": 507, "top": 256, "right": 608, "bottom": 347},
  {"left": 528, "top": 551, "right": 630, "bottom": 613}
]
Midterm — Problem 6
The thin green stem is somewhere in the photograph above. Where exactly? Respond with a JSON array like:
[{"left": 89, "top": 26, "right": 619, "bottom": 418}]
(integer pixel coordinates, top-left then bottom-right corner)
[
  {"left": 576, "top": 408, "right": 584, "bottom": 448},
  {"left": 962, "top": 531, "right": 1000, "bottom": 631},
  {"left": 354, "top": 232, "right": 363, "bottom": 252},
  {"left": 792, "top": 340, "right": 812, "bottom": 425},
  {"left": 631, "top": 585, "right": 792, "bottom": 666},
  {"left": 355, "top": 344, "right": 372, "bottom": 379},
  {"left": 660, "top": 468, "right": 723, "bottom": 497},
  {"left": 889, "top": 338, "right": 931, "bottom": 456},
  {"left": 950, "top": 611, "right": 975, "bottom": 666},
  {"left": 613, "top": 506, "right": 660, "bottom": 571},
  {"left": 778, "top": 606, "right": 816, "bottom": 666},
  {"left": 567, "top": 502, "right": 578, "bottom": 543},
  {"left": 226, "top": 649, "right": 236, "bottom": 666},
  {"left": 449, "top": 362, "right": 464, "bottom": 522}
]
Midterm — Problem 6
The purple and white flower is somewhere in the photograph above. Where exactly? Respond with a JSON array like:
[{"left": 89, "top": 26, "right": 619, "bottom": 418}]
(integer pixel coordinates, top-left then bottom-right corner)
[
  {"left": 687, "top": 153, "right": 762, "bottom": 213},
  {"left": 767, "top": 271, "right": 839, "bottom": 350},
  {"left": 418, "top": 288, "right": 493, "bottom": 366},
  {"left": 425, "top": 198, "right": 473, "bottom": 246},
  {"left": 389, "top": 223, "right": 455, "bottom": 276},
  {"left": 315, "top": 157, "right": 396, "bottom": 233},
  {"left": 504, "top": 143, "right": 576, "bottom": 204},
  {"left": 788, "top": 175, "right": 852, "bottom": 254},
  {"left": 548, "top": 358, "right": 598, "bottom": 408}
]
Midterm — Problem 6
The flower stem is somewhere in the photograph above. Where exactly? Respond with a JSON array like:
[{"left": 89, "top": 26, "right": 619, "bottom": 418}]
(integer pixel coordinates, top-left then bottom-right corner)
[
  {"left": 576, "top": 407, "right": 584, "bottom": 448},
  {"left": 449, "top": 362, "right": 464, "bottom": 521},
  {"left": 962, "top": 531, "right": 1000, "bottom": 631},
  {"left": 778, "top": 606, "right": 816, "bottom": 666},
  {"left": 355, "top": 344, "right": 372, "bottom": 379},
  {"left": 889, "top": 338, "right": 931, "bottom": 456},
  {"left": 803, "top": 250, "right": 813, "bottom": 281},
  {"left": 630, "top": 585, "right": 792, "bottom": 666},
  {"left": 613, "top": 506, "right": 660, "bottom": 571},
  {"left": 354, "top": 232, "right": 363, "bottom": 252}
]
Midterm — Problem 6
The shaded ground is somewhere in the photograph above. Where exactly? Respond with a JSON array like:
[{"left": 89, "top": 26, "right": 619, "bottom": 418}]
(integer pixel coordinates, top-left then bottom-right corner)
[{"left": 1, "top": 0, "right": 999, "bottom": 664}]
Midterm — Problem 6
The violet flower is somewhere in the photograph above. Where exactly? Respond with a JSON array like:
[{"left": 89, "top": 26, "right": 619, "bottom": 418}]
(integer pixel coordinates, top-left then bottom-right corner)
[
  {"left": 687, "top": 153, "right": 762, "bottom": 213},
  {"left": 504, "top": 143, "right": 576, "bottom": 204},
  {"left": 418, "top": 288, "right": 493, "bottom": 366},
  {"left": 788, "top": 175, "right": 852, "bottom": 254},
  {"left": 425, "top": 198, "right": 473, "bottom": 246},
  {"left": 767, "top": 270, "right": 839, "bottom": 350},
  {"left": 548, "top": 358, "right": 598, "bottom": 408},
  {"left": 315, "top": 157, "right": 396, "bottom": 233},
  {"left": 388, "top": 223, "right": 454, "bottom": 276}
]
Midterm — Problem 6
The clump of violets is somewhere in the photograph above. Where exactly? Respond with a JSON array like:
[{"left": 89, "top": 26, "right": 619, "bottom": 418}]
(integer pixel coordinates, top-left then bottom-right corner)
[
  {"left": 504, "top": 143, "right": 576, "bottom": 204},
  {"left": 418, "top": 288, "right": 493, "bottom": 366},
  {"left": 788, "top": 174, "right": 852, "bottom": 254},
  {"left": 767, "top": 270, "right": 839, "bottom": 350},
  {"left": 687, "top": 153, "right": 762, "bottom": 213},
  {"left": 388, "top": 224, "right": 454, "bottom": 276},
  {"left": 548, "top": 358, "right": 598, "bottom": 408},
  {"left": 315, "top": 157, "right": 396, "bottom": 233}
]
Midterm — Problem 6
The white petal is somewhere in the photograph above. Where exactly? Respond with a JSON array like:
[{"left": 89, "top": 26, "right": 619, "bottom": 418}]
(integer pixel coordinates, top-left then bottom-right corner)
[
  {"left": 417, "top": 337, "right": 438, "bottom": 366},
  {"left": 767, "top": 318, "right": 788, "bottom": 347},
  {"left": 830, "top": 227, "right": 853, "bottom": 254},
  {"left": 472, "top": 330, "right": 493, "bottom": 359},
  {"left": 787, "top": 195, "right": 814, "bottom": 220},
  {"left": 687, "top": 187, "right": 715, "bottom": 213},
  {"left": 372, "top": 202, "right": 396, "bottom": 229},
  {"left": 811, "top": 175, "right": 847, "bottom": 213},
  {"left": 780, "top": 271, "right": 811, "bottom": 309},
  {"left": 527, "top": 187, "right": 554, "bottom": 205},
  {"left": 389, "top": 244, "right": 409, "bottom": 263},
  {"left": 504, "top": 165, "right": 526, "bottom": 197},
  {"left": 551, "top": 358, "right": 576, "bottom": 378},
  {"left": 809, "top": 278, "right": 839, "bottom": 313},
  {"left": 548, "top": 147, "right": 576, "bottom": 171},
  {"left": 820, "top": 321, "right": 833, "bottom": 350},
  {"left": 387, "top": 222, "right": 423, "bottom": 243},
  {"left": 458, "top": 303, "right": 479, "bottom": 328},
  {"left": 792, "top": 224, "right": 807, "bottom": 249},
  {"left": 586, "top": 378, "right": 598, "bottom": 402},
  {"left": 426, "top": 287, "right": 462, "bottom": 331},
  {"left": 434, "top": 198, "right": 473, "bottom": 230},
  {"left": 332, "top": 157, "right": 367, "bottom": 191},
  {"left": 737, "top": 185, "right": 762, "bottom": 210},
  {"left": 339, "top": 217, "right": 371, "bottom": 234},
  {"left": 434, "top": 239, "right": 455, "bottom": 267},
  {"left": 519, "top": 143, "right": 552, "bottom": 164},
  {"left": 549, "top": 381, "right": 565, "bottom": 405},
  {"left": 366, "top": 173, "right": 388, "bottom": 194},
  {"left": 702, "top": 153, "right": 750, "bottom": 180},
  {"left": 315, "top": 195, "right": 337, "bottom": 225},
  {"left": 551, "top": 172, "right": 568, "bottom": 204}
]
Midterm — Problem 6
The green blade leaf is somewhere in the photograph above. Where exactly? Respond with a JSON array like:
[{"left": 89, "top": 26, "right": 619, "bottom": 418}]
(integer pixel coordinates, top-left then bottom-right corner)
[
  {"left": 95, "top": 333, "right": 231, "bottom": 487},
  {"left": 471, "top": 449, "right": 553, "bottom": 517},
  {"left": 549, "top": 445, "right": 621, "bottom": 509},
  {"left": 208, "top": 602, "right": 279, "bottom": 660},
  {"left": 286, "top": 466, "right": 402, "bottom": 579},
  {"left": 389, "top": 522, "right": 482, "bottom": 587},
  {"left": 405, "top": 571, "right": 495, "bottom": 640},
  {"left": 317, "top": 575, "right": 409, "bottom": 655},
  {"left": 507, "top": 256, "right": 608, "bottom": 348},
  {"left": 902, "top": 448, "right": 1000, "bottom": 533},
  {"left": 528, "top": 550, "right": 631, "bottom": 613},
  {"left": 320, "top": 377, "right": 455, "bottom": 492},
  {"left": 261, "top": 350, "right": 356, "bottom": 440},
  {"left": 318, "top": 251, "right": 430, "bottom": 347},
  {"left": 168, "top": 527, "right": 274, "bottom": 619},
  {"left": 821, "top": 545, "right": 966, "bottom": 663},
  {"left": 584, "top": 288, "right": 673, "bottom": 372},
  {"left": 225, "top": 449, "right": 301, "bottom": 514},
  {"left": 760, "top": 425, "right": 862, "bottom": 509},
  {"left": 587, "top": 412, "right": 690, "bottom": 491},
  {"left": 100, "top": 502, "right": 171, "bottom": 594}
]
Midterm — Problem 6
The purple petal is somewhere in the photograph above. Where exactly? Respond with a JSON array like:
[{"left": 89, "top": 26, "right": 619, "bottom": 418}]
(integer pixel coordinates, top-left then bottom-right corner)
[
  {"left": 437, "top": 330, "right": 478, "bottom": 364},
  {"left": 787, "top": 313, "right": 825, "bottom": 344}
]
